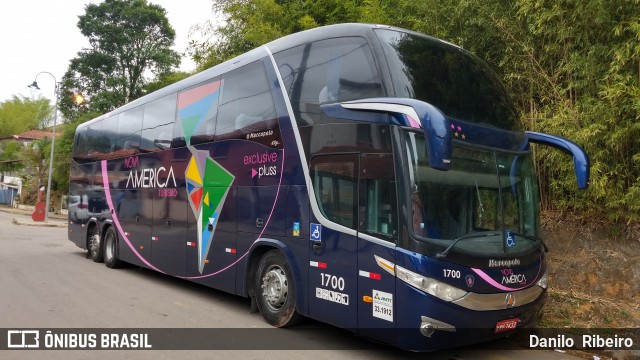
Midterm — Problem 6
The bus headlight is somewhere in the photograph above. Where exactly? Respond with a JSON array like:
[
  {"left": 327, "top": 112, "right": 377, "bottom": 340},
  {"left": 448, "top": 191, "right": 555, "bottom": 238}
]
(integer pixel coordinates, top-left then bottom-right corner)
[
  {"left": 396, "top": 265, "right": 467, "bottom": 302},
  {"left": 536, "top": 269, "right": 548, "bottom": 289}
]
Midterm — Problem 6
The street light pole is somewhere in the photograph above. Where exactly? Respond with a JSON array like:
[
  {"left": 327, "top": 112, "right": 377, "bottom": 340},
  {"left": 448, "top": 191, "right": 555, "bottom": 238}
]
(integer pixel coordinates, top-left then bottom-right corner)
[{"left": 29, "top": 71, "right": 59, "bottom": 223}]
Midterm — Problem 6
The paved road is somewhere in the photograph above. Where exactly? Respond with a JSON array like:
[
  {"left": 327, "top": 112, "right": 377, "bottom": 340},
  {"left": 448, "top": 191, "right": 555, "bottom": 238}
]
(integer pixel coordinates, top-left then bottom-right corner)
[{"left": 0, "top": 209, "right": 582, "bottom": 360}]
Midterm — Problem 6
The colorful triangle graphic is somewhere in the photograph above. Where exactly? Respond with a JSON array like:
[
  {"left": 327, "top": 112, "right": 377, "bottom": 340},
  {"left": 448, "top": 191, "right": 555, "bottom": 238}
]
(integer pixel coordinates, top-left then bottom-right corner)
[
  {"left": 180, "top": 115, "right": 201, "bottom": 146},
  {"left": 196, "top": 150, "right": 208, "bottom": 171},
  {"left": 186, "top": 157, "right": 203, "bottom": 185},
  {"left": 190, "top": 188, "right": 203, "bottom": 212}
]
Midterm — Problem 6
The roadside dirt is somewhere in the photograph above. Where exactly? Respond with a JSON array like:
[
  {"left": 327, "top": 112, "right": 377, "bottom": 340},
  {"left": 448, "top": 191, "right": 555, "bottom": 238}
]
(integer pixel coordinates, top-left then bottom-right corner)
[{"left": 539, "top": 211, "right": 639, "bottom": 359}]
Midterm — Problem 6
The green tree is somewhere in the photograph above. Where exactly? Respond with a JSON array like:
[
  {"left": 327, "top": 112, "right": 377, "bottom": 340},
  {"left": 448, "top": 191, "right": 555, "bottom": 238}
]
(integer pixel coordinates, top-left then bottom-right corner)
[
  {"left": 143, "top": 70, "right": 192, "bottom": 94},
  {"left": 0, "top": 96, "right": 52, "bottom": 137},
  {"left": 188, "top": 0, "right": 363, "bottom": 70},
  {"left": 19, "top": 138, "right": 50, "bottom": 203},
  {"left": 60, "top": 0, "right": 180, "bottom": 120},
  {"left": 189, "top": 0, "right": 640, "bottom": 222},
  {"left": 0, "top": 141, "right": 25, "bottom": 176},
  {"left": 0, "top": 141, "right": 23, "bottom": 161}
]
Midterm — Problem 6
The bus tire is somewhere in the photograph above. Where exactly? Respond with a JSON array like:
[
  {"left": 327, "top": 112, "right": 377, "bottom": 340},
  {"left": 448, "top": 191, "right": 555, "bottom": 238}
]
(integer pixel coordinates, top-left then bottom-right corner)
[
  {"left": 88, "top": 226, "right": 104, "bottom": 263},
  {"left": 103, "top": 226, "right": 123, "bottom": 269},
  {"left": 255, "top": 250, "right": 303, "bottom": 327}
]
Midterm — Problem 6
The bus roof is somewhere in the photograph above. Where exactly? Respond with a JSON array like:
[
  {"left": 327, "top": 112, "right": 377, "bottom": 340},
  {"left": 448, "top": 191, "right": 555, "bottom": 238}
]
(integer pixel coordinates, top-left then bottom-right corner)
[{"left": 77, "top": 23, "right": 470, "bottom": 130}]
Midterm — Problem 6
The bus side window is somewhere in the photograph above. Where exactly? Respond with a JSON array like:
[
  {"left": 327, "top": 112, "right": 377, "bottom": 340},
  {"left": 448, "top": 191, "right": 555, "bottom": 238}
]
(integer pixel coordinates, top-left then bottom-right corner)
[
  {"left": 273, "top": 37, "right": 383, "bottom": 126},
  {"left": 117, "top": 106, "right": 143, "bottom": 157},
  {"left": 101, "top": 115, "right": 120, "bottom": 159},
  {"left": 73, "top": 126, "right": 89, "bottom": 162},
  {"left": 310, "top": 154, "right": 358, "bottom": 229},
  {"left": 86, "top": 120, "right": 105, "bottom": 162},
  {"left": 216, "top": 61, "right": 277, "bottom": 141},
  {"left": 141, "top": 93, "right": 177, "bottom": 151},
  {"left": 180, "top": 78, "right": 221, "bottom": 146},
  {"left": 359, "top": 153, "right": 397, "bottom": 240}
]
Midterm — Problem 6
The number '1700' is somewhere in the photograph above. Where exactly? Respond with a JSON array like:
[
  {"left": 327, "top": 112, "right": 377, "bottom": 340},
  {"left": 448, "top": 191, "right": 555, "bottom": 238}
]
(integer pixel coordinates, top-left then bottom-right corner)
[{"left": 321, "top": 273, "right": 345, "bottom": 291}]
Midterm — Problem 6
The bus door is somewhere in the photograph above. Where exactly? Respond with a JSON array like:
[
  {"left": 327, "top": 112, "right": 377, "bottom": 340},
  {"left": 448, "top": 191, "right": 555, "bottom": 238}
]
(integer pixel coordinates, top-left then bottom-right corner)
[
  {"left": 357, "top": 153, "right": 397, "bottom": 337},
  {"left": 308, "top": 154, "right": 359, "bottom": 329}
]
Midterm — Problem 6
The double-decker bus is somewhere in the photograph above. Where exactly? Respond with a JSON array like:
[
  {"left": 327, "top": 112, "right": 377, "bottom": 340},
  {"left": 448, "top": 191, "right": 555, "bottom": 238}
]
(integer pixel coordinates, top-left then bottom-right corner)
[{"left": 68, "top": 23, "right": 589, "bottom": 351}]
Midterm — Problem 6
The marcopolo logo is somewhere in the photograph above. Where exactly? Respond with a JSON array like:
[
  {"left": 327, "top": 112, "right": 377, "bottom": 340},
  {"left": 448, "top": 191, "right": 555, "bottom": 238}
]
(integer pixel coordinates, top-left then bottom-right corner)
[
  {"left": 243, "top": 150, "right": 278, "bottom": 178},
  {"left": 488, "top": 258, "right": 521, "bottom": 268},
  {"left": 246, "top": 130, "right": 273, "bottom": 140}
]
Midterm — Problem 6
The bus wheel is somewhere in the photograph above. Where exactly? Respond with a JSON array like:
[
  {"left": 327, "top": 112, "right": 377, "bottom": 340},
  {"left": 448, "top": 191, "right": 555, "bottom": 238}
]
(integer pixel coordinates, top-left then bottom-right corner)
[
  {"left": 88, "top": 227, "right": 104, "bottom": 263},
  {"left": 103, "top": 227, "right": 123, "bottom": 269},
  {"left": 255, "top": 250, "right": 302, "bottom": 327}
]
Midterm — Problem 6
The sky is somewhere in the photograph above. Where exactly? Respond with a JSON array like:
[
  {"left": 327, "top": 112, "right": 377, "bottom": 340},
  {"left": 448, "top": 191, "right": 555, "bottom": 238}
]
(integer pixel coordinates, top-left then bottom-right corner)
[{"left": 0, "top": 0, "right": 215, "bottom": 104}]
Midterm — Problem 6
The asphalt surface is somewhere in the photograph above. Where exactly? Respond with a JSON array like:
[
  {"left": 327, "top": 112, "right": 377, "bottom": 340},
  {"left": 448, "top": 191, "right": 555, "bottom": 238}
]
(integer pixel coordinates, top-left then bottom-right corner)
[{"left": 0, "top": 207, "right": 584, "bottom": 360}]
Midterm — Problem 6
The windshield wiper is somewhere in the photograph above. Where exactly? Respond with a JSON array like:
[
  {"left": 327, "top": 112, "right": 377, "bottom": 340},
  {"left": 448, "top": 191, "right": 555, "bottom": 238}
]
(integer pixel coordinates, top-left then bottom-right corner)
[
  {"left": 435, "top": 232, "right": 501, "bottom": 259},
  {"left": 509, "top": 232, "right": 549, "bottom": 253}
]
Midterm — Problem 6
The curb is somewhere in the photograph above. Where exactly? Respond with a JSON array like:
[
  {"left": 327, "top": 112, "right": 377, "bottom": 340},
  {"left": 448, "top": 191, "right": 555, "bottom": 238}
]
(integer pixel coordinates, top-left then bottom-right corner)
[
  {"left": 12, "top": 218, "right": 68, "bottom": 228},
  {"left": 0, "top": 207, "right": 67, "bottom": 221}
]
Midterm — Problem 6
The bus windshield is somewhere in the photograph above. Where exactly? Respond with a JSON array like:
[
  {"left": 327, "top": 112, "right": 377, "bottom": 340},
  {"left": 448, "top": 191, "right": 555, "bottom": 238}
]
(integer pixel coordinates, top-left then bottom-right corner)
[
  {"left": 375, "top": 28, "right": 519, "bottom": 130},
  {"left": 406, "top": 131, "right": 541, "bottom": 256}
]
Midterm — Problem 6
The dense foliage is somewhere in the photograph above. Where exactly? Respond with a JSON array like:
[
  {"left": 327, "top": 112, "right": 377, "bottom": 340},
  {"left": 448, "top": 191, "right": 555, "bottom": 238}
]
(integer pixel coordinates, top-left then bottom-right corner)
[
  {"left": 189, "top": 0, "right": 640, "bottom": 222},
  {"left": 0, "top": 96, "right": 52, "bottom": 137},
  {"left": 59, "top": 0, "right": 180, "bottom": 121}
]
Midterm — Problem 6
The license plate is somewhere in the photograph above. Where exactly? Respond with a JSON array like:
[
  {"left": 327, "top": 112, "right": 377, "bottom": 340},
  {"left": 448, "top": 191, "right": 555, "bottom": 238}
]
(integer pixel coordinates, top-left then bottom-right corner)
[{"left": 494, "top": 318, "right": 519, "bottom": 333}]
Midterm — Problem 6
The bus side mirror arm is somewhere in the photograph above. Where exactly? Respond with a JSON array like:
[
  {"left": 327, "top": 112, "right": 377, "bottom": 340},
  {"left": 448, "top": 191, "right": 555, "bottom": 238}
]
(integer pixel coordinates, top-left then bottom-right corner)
[
  {"left": 526, "top": 131, "right": 590, "bottom": 190},
  {"left": 320, "top": 98, "right": 452, "bottom": 170}
]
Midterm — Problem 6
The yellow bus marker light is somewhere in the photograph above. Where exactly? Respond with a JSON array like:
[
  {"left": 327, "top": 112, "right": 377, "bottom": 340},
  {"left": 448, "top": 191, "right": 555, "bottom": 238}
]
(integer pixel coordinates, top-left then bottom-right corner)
[{"left": 363, "top": 296, "right": 373, "bottom": 303}]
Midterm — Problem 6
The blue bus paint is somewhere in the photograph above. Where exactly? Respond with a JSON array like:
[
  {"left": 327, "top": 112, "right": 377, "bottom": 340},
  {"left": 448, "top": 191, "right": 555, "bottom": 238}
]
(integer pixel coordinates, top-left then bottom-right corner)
[
  {"left": 526, "top": 131, "right": 590, "bottom": 189},
  {"left": 68, "top": 23, "right": 589, "bottom": 351}
]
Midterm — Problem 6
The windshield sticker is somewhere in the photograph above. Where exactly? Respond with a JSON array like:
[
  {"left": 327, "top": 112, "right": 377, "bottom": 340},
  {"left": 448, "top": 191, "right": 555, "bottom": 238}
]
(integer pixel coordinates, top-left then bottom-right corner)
[
  {"left": 505, "top": 230, "right": 516, "bottom": 248},
  {"left": 372, "top": 290, "right": 393, "bottom": 322}
]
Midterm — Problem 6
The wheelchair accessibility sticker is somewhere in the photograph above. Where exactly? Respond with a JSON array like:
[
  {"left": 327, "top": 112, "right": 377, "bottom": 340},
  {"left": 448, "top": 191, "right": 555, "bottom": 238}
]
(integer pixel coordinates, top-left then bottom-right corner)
[
  {"left": 310, "top": 223, "right": 322, "bottom": 241},
  {"left": 505, "top": 230, "right": 515, "bottom": 248}
]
